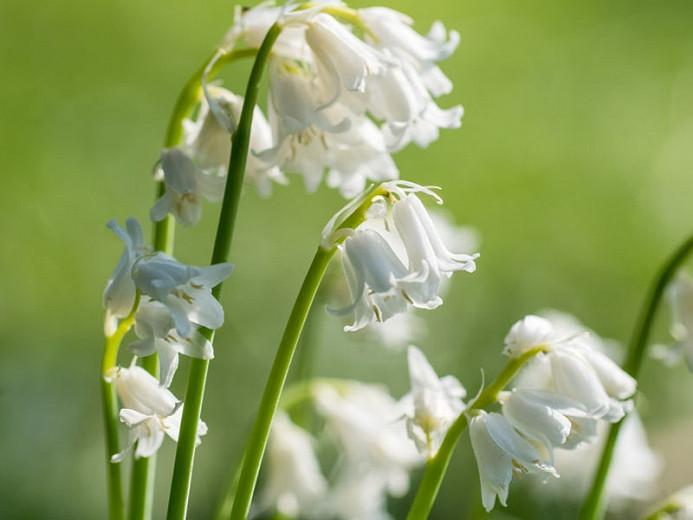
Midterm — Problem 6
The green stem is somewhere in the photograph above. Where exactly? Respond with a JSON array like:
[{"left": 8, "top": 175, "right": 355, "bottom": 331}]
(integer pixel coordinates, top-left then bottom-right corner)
[
  {"left": 100, "top": 42, "right": 257, "bottom": 520},
  {"left": 128, "top": 355, "right": 159, "bottom": 520},
  {"left": 165, "top": 24, "right": 283, "bottom": 520},
  {"left": 229, "top": 247, "right": 335, "bottom": 520},
  {"left": 406, "top": 346, "right": 547, "bottom": 520},
  {"left": 580, "top": 233, "right": 693, "bottom": 520},
  {"left": 101, "top": 311, "right": 138, "bottom": 520}
]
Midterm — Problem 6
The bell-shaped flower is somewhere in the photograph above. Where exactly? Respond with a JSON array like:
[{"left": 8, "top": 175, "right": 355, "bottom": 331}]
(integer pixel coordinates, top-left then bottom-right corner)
[
  {"left": 305, "top": 13, "right": 390, "bottom": 94},
  {"left": 402, "top": 346, "right": 466, "bottom": 457},
  {"left": 150, "top": 148, "right": 226, "bottom": 227},
  {"left": 258, "top": 412, "right": 327, "bottom": 517},
  {"left": 368, "top": 58, "right": 463, "bottom": 151},
  {"left": 103, "top": 218, "right": 148, "bottom": 335},
  {"left": 499, "top": 388, "right": 593, "bottom": 452},
  {"left": 107, "top": 365, "right": 207, "bottom": 461},
  {"left": 652, "top": 274, "right": 693, "bottom": 370},
  {"left": 331, "top": 229, "right": 411, "bottom": 332},
  {"left": 192, "top": 84, "right": 286, "bottom": 197},
  {"left": 315, "top": 382, "right": 422, "bottom": 498},
  {"left": 469, "top": 411, "right": 557, "bottom": 512},
  {"left": 129, "top": 298, "right": 214, "bottom": 387},
  {"left": 504, "top": 312, "right": 636, "bottom": 423},
  {"left": 325, "top": 116, "right": 399, "bottom": 198},
  {"left": 132, "top": 253, "right": 232, "bottom": 337},
  {"left": 359, "top": 7, "right": 459, "bottom": 96},
  {"left": 503, "top": 315, "right": 555, "bottom": 358},
  {"left": 391, "top": 192, "right": 477, "bottom": 306}
]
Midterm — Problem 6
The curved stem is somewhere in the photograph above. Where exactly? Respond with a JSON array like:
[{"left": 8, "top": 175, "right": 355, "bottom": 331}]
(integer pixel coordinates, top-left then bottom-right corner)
[
  {"left": 101, "top": 310, "right": 138, "bottom": 520},
  {"left": 229, "top": 247, "right": 335, "bottom": 520},
  {"left": 406, "top": 347, "right": 547, "bottom": 520},
  {"left": 580, "top": 233, "right": 693, "bottom": 520},
  {"left": 165, "top": 24, "right": 283, "bottom": 520}
]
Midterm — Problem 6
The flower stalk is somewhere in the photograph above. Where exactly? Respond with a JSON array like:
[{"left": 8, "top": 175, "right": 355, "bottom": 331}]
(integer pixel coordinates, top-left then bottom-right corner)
[
  {"left": 406, "top": 346, "right": 547, "bottom": 520},
  {"left": 228, "top": 183, "right": 388, "bottom": 519},
  {"left": 580, "top": 233, "right": 693, "bottom": 520},
  {"left": 101, "top": 300, "right": 139, "bottom": 520},
  {"left": 165, "top": 23, "right": 283, "bottom": 520}
]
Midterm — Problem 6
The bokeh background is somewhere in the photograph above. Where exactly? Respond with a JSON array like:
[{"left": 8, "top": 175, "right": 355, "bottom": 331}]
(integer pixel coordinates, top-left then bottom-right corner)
[{"left": 2, "top": 0, "right": 693, "bottom": 518}]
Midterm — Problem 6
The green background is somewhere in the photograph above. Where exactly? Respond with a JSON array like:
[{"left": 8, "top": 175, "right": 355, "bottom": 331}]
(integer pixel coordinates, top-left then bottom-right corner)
[{"left": 1, "top": 0, "right": 693, "bottom": 517}]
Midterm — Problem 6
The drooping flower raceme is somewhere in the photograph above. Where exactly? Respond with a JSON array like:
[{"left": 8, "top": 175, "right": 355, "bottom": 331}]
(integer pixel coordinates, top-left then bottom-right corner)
[
  {"left": 402, "top": 346, "right": 466, "bottom": 457},
  {"left": 469, "top": 312, "right": 639, "bottom": 512},
  {"left": 504, "top": 313, "right": 636, "bottom": 423},
  {"left": 216, "top": 3, "right": 462, "bottom": 197},
  {"left": 107, "top": 365, "right": 207, "bottom": 462},
  {"left": 258, "top": 412, "right": 327, "bottom": 517},
  {"left": 329, "top": 182, "right": 478, "bottom": 331},
  {"left": 129, "top": 298, "right": 214, "bottom": 388}
]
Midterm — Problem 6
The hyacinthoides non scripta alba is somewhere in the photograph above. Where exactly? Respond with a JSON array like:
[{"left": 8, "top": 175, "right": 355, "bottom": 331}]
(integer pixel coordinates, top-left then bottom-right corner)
[{"left": 99, "top": 1, "right": 693, "bottom": 519}]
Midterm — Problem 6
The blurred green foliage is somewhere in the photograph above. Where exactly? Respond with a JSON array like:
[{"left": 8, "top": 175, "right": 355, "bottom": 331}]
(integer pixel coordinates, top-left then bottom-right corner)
[{"left": 1, "top": 0, "right": 693, "bottom": 518}]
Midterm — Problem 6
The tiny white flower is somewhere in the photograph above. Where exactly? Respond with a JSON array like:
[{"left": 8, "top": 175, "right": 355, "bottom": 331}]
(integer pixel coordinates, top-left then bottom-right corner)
[
  {"left": 469, "top": 411, "right": 557, "bottom": 512},
  {"left": 107, "top": 365, "right": 207, "bottom": 461},
  {"left": 103, "top": 218, "right": 148, "bottom": 335},
  {"left": 150, "top": 148, "right": 226, "bottom": 227},
  {"left": 259, "top": 412, "right": 327, "bottom": 517},
  {"left": 402, "top": 346, "right": 466, "bottom": 457},
  {"left": 132, "top": 253, "right": 232, "bottom": 337},
  {"left": 652, "top": 274, "right": 693, "bottom": 370},
  {"left": 129, "top": 298, "right": 214, "bottom": 387}
]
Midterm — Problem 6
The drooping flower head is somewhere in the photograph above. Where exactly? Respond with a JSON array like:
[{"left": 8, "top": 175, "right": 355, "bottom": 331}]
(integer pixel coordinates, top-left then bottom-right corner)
[
  {"left": 107, "top": 364, "right": 207, "bottom": 462},
  {"left": 129, "top": 298, "right": 215, "bottom": 387},
  {"left": 213, "top": 2, "right": 463, "bottom": 197},
  {"left": 402, "top": 346, "right": 466, "bottom": 457},
  {"left": 328, "top": 181, "right": 478, "bottom": 331},
  {"left": 131, "top": 253, "right": 232, "bottom": 338}
]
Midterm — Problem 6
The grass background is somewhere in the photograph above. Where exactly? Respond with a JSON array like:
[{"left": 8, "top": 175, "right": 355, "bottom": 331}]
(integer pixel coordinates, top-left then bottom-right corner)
[{"left": 1, "top": 0, "right": 693, "bottom": 517}]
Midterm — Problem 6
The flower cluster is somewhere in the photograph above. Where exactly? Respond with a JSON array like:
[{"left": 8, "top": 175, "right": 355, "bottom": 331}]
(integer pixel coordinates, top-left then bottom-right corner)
[
  {"left": 469, "top": 313, "right": 637, "bottom": 511},
  {"left": 259, "top": 381, "right": 423, "bottom": 519},
  {"left": 103, "top": 218, "right": 231, "bottom": 458},
  {"left": 154, "top": 1, "right": 463, "bottom": 226},
  {"left": 327, "top": 182, "right": 479, "bottom": 331}
]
